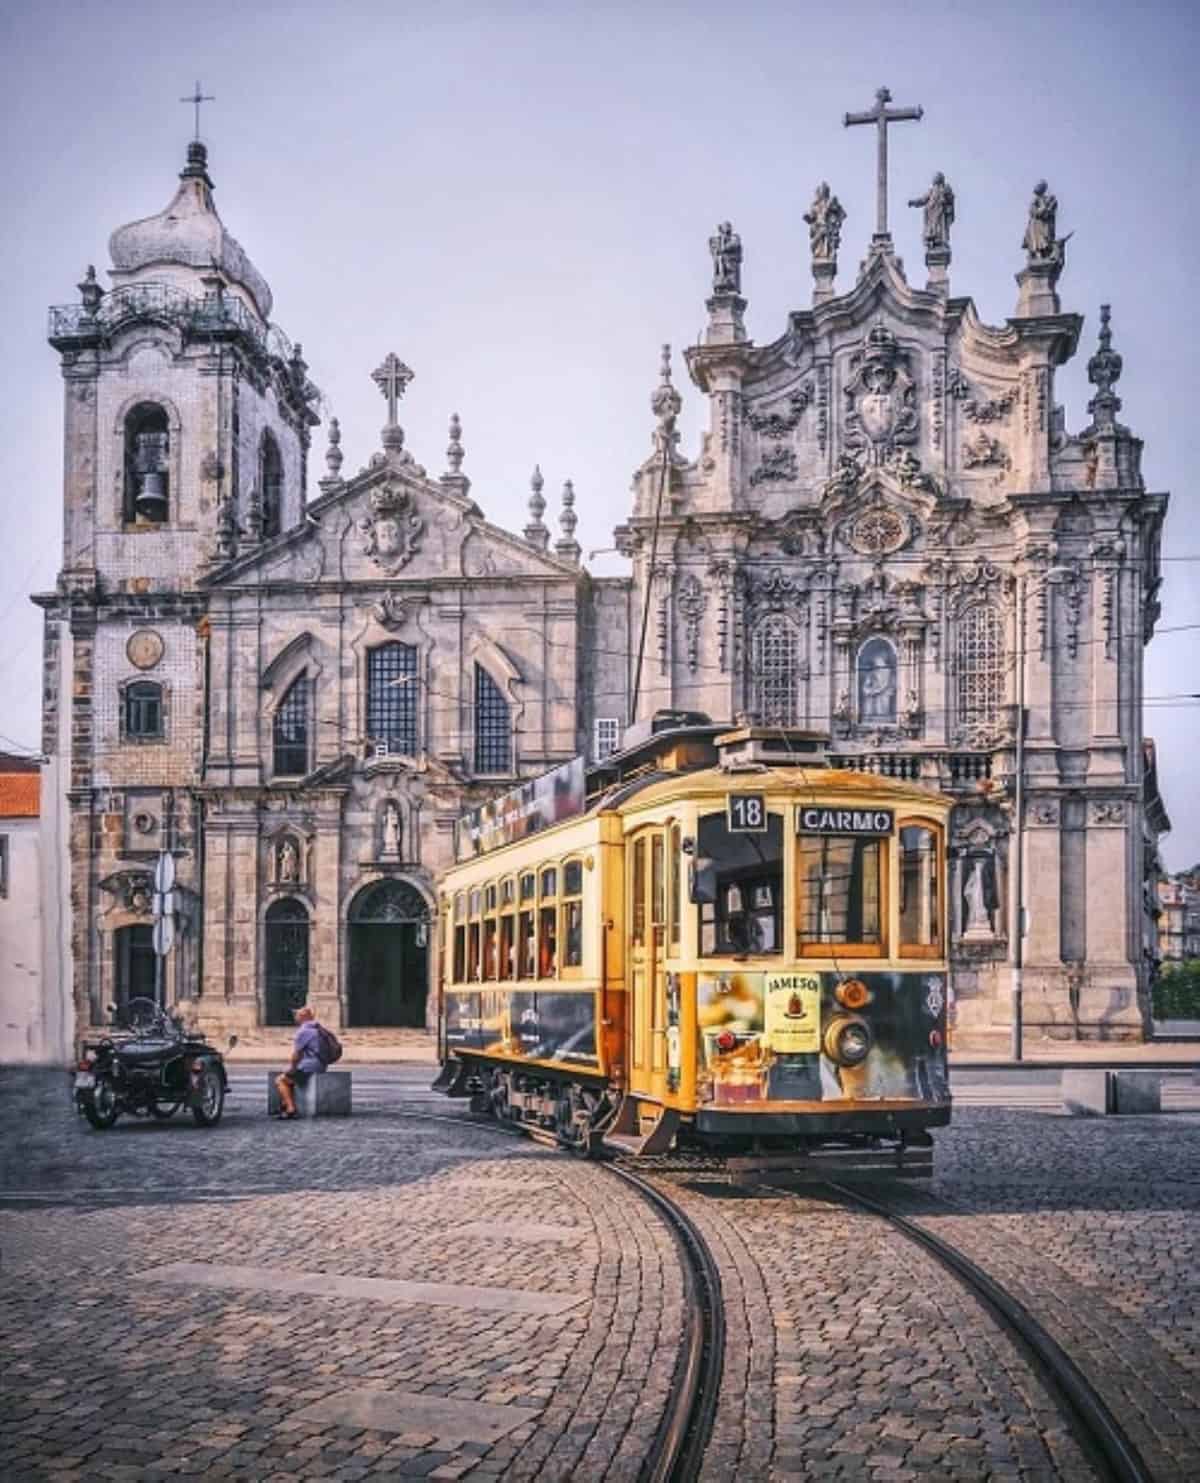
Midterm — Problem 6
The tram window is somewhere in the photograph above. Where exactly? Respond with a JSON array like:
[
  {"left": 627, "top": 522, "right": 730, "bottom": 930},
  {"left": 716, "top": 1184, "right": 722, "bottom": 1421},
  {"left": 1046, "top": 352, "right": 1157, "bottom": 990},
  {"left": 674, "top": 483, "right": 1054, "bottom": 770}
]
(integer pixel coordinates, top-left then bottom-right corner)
[
  {"left": 652, "top": 836, "right": 665, "bottom": 929},
  {"left": 453, "top": 923, "right": 466, "bottom": 982},
  {"left": 484, "top": 884, "right": 498, "bottom": 913},
  {"left": 797, "top": 837, "right": 883, "bottom": 954},
  {"left": 467, "top": 920, "right": 481, "bottom": 979},
  {"left": 631, "top": 838, "right": 646, "bottom": 947},
  {"left": 519, "top": 871, "right": 536, "bottom": 902},
  {"left": 469, "top": 887, "right": 482, "bottom": 918},
  {"left": 562, "top": 861, "right": 584, "bottom": 969},
  {"left": 669, "top": 824, "right": 682, "bottom": 950},
  {"left": 482, "top": 917, "right": 498, "bottom": 980},
  {"left": 694, "top": 811, "right": 783, "bottom": 957},
  {"left": 518, "top": 906, "right": 536, "bottom": 978},
  {"left": 453, "top": 893, "right": 465, "bottom": 922},
  {"left": 541, "top": 867, "right": 558, "bottom": 898},
  {"left": 499, "top": 912, "right": 515, "bottom": 980},
  {"left": 899, "top": 823, "right": 941, "bottom": 955},
  {"left": 501, "top": 877, "right": 515, "bottom": 906},
  {"left": 538, "top": 903, "right": 558, "bottom": 977}
]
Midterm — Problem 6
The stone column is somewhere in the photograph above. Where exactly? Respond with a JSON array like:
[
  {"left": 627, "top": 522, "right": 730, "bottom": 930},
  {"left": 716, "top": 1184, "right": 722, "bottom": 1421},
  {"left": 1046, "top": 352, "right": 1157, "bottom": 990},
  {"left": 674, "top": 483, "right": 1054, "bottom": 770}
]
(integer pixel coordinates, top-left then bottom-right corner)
[{"left": 1023, "top": 796, "right": 1062, "bottom": 966}]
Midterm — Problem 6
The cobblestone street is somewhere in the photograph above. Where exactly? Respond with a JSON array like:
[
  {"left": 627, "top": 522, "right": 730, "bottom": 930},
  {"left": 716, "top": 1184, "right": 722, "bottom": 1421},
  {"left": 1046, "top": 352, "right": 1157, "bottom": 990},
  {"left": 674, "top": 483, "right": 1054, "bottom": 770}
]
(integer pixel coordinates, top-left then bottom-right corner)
[{"left": 2, "top": 1065, "right": 1198, "bottom": 1481}]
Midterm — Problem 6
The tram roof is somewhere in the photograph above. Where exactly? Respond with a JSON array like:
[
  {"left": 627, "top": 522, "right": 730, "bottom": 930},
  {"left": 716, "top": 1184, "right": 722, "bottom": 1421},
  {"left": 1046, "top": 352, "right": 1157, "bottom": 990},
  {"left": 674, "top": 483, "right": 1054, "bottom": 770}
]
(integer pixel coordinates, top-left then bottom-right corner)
[{"left": 616, "top": 765, "right": 955, "bottom": 814}]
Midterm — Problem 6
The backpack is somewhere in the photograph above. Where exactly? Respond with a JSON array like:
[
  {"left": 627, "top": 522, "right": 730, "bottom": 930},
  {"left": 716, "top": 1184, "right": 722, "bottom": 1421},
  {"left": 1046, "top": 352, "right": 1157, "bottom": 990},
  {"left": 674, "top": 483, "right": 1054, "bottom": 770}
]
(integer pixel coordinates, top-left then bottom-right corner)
[{"left": 314, "top": 1024, "right": 343, "bottom": 1065}]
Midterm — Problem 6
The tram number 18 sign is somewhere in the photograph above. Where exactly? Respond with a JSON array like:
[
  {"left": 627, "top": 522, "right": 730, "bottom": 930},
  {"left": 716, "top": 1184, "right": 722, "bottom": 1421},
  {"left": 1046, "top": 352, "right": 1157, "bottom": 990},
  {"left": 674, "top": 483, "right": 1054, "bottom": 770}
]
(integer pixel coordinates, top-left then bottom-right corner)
[{"left": 727, "top": 793, "right": 768, "bottom": 833}]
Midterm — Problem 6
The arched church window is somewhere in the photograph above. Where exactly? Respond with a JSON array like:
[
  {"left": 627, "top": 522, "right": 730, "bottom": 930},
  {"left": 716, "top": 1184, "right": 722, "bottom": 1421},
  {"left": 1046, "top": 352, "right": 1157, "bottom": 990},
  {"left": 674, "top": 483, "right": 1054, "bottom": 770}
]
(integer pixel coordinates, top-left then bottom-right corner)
[
  {"left": 857, "top": 637, "right": 898, "bottom": 724},
  {"left": 124, "top": 680, "right": 163, "bottom": 740},
  {"left": 751, "top": 617, "right": 799, "bottom": 725},
  {"left": 474, "top": 665, "right": 511, "bottom": 774},
  {"left": 124, "top": 403, "right": 170, "bottom": 523},
  {"left": 273, "top": 675, "right": 310, "bottom": 776},
  {"left": 367, "top": 642, "right": 418, "bottom": 757},
  {"left": 259, "top": 430, "right": 283, "bottom": 538},
  {"left": 956, "top": 605, "right": 1004, "bottom": 727}
]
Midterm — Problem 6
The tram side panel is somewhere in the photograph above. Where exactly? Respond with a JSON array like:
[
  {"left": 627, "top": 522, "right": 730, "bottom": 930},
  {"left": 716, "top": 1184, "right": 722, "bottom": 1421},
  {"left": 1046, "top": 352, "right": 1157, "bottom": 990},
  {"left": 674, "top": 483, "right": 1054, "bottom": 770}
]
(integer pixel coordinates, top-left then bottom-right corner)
[{"left": 441, "top": 827, "right": 627, "bottom": 1084}]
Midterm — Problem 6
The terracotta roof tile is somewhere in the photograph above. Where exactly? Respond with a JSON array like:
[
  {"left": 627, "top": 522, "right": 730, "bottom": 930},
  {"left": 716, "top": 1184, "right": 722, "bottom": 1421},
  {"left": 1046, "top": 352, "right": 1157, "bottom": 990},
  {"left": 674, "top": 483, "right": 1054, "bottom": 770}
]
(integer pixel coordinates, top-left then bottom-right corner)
[{"left": 0, "top": 772, "right": 40, "bottom": 817}]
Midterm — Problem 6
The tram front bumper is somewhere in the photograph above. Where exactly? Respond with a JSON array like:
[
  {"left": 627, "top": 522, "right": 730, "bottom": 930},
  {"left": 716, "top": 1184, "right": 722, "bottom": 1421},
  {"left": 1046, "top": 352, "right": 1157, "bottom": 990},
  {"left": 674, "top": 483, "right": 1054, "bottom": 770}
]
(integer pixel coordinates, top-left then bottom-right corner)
[{"left": 693, "top": 1104, "right": 951, "bottom": 1137}]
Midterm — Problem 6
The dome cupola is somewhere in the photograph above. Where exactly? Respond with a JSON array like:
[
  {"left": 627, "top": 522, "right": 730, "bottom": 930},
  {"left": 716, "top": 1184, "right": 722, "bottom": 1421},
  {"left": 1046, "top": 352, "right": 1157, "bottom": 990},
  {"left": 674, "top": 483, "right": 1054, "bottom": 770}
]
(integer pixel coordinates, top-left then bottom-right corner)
[{"left": 107, "top": 141, "right": 272, "bottom": 321}]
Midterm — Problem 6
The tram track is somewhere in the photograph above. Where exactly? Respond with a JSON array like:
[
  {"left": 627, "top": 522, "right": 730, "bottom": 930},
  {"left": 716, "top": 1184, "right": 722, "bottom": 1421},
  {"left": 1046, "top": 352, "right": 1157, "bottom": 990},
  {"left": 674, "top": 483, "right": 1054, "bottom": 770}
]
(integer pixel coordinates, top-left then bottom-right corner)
[
  {"left": 396, "top": 1103, "right": 1161, "bottom": 1482},
  {"left": 390, "top": 1106, "right": 724, "bottom": 1483},
  {"left": 825, "top": 1182, "right": 1155, "bottom": 1483}
]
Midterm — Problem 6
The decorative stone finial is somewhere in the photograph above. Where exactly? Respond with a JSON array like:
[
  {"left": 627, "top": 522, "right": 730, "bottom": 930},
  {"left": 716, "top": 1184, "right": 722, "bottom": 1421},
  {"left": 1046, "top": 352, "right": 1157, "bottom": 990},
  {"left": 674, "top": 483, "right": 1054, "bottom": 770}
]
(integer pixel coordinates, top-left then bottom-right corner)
[
  {"left": 318, "top": 417, "right": 344, "bottom": 493},
  {"left": 78, "top": 265, "right": 103, "bottom": 318},
  {"left": 244, "top": 486, "right": 263, "bottom": 545},
  {"left": 1087, "top": 305, "right": 1124, "bottom": 430},
  {"left": 288, "top": 341, "right": 308, "bottom": 394},
  {"left": 804, "top": 183, "right": 846, "bottom": 304},
  {"left": 440, "top": 411, "right": 472, "bottom": 498},
  {"left": 650, "top": 343, "right": 683, "bottom": 455},
  {"left": 524, "top": 465, "right": 549, "bottom": 550},
  {"left": 180, "top": 139, "right": 214, "bottom": 188},
  {"left": 214, "top": 497, "right": 238, "bottom": 561},
  {"left": 555, "top": 479, "right": 581, "bottom": 565}
]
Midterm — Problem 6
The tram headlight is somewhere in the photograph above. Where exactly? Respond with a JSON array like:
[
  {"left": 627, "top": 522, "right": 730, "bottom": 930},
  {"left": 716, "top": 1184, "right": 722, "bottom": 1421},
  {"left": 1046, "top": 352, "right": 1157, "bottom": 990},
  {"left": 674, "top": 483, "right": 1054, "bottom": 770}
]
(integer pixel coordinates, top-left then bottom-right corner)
[
  {"left": 823, "top": 1015, "right": 872, "bottom": 1067},
  {"left": 834, "top": 978, "right": 872, "bottom": 1010}
]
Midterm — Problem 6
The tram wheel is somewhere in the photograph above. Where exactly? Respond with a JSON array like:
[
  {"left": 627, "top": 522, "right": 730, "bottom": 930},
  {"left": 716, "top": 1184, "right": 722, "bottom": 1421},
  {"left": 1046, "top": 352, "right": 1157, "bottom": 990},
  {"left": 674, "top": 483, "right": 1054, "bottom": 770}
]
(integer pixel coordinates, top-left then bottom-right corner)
[{"left": 487, "top": 1068, "right": 511, "bottom": 1121}]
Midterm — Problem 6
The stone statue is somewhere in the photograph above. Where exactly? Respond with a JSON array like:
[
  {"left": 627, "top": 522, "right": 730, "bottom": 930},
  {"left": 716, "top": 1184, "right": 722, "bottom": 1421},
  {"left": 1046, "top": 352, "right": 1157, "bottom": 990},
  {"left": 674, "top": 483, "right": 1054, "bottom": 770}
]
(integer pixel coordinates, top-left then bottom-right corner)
[
  {"left": 1023, "top": 180, "right": 1059, "bottom": 263},
  {"left": 709, "top": 221, "right": 742, "bottom": 295},
  {"left": 963, "top": 856, "right": 995, "bottom": 935},
  {"left": 804, "top": 182, "right": 846, "bottom": 263},
  {"left": 382, "top": 800, "right": 402, "bottom": 858},
  {"left": 908, "top": 172, "right": 955, "bottom": 250},
  {"left": 858, "top": 645, "right": 897, "bottom": 723},
  {"left": 278, "top": 837, "right": 299, "bottom": 883}
]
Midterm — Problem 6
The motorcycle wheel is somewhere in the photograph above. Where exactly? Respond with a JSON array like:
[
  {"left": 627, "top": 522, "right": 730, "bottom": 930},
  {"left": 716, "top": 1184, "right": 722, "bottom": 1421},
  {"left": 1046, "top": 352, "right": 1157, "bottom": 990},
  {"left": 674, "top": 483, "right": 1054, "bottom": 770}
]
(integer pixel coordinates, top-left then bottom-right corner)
[
  {"left": 152, "top": 1101, "right": 181, "bottom": 1120},
  {"left": 192, "top": 1067, "right": 225, "bottom": 1127},
  {"left": 82, "top": 1078, "right": 120, "bottom": 1130}
]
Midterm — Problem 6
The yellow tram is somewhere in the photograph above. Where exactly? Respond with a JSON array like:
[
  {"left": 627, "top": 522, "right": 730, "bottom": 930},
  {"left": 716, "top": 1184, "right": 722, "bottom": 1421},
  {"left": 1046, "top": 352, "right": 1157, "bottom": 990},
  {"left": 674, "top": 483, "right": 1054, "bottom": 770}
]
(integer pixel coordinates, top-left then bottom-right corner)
[{"left": 435, "top": 717, "right": 953, "bottom": 1165}]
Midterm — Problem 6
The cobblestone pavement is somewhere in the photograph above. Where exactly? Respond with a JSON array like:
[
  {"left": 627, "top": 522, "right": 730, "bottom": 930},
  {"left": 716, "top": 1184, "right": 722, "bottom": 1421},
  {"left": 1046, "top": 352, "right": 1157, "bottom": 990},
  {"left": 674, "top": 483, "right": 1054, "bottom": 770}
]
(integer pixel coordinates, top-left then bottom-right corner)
[
  {"left": 2, "top": 1067, "right": 1198, "bottom": 1482},
  {"left": 0, "top": 1068, "right": 683, "bottom": 1482}
]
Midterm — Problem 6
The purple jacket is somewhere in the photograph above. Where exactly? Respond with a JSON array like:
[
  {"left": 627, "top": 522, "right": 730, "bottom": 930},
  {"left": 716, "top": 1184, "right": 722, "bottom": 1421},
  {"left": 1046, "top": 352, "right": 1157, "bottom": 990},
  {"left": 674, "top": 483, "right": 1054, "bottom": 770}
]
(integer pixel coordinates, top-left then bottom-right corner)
[{"left": 293, "top": 1020, "right": 324, "bottom": 1074}]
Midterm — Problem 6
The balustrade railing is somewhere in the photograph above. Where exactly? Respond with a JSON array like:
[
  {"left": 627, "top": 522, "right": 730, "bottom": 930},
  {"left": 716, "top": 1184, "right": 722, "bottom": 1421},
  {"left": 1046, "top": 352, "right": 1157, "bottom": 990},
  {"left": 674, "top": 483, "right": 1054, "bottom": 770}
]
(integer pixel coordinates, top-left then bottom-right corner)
[
  {"left": 48, "top": 281, "right": 268, "bottom": 352},
  {"left": 830, "top": 750, "right": 996, "bottom": 790}
]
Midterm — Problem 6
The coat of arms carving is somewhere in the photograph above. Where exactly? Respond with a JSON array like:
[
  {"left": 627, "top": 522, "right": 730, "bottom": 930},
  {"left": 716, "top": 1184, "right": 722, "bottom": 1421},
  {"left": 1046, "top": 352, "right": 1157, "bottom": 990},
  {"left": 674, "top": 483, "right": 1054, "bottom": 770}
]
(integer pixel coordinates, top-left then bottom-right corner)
[
  {"left": 358, "top": 480, "right": 424, "bottom": 573},
  {"left": 843, "top": 321, "right": 918, "bottom": 464}
]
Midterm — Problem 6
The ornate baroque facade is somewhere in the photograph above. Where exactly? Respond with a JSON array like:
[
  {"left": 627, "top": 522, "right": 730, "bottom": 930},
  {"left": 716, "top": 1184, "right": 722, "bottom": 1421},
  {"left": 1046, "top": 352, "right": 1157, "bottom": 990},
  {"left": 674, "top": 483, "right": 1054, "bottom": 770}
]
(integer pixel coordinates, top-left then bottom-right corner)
[{"left": 39, "top": 116, "right": 1168, "bottom": 1046}]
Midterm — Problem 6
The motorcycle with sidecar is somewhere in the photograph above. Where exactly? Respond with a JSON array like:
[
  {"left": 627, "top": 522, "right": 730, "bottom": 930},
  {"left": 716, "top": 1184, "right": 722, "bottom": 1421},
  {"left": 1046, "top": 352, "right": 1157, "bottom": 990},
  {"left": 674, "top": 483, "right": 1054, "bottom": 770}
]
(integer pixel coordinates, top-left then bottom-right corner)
[{"left": 73, "top": 998, "right": 236, "bottom": 1131}]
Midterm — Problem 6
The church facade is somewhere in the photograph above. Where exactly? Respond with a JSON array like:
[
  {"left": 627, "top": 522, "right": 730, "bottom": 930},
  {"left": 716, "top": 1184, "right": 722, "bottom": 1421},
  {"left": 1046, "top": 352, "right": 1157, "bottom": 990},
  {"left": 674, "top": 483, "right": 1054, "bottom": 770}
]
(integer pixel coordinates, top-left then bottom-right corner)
[{"left": 38, "top": 115, "right": 1168, "bottom": 1049}]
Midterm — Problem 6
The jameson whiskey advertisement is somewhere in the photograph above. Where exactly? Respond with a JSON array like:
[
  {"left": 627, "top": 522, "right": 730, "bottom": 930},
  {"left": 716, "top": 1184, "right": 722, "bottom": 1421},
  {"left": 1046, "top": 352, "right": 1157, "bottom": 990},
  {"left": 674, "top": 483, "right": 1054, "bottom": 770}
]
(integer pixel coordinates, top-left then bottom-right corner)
[{"left": 764, "top": 972, "right": 821, "bottom": 1054}]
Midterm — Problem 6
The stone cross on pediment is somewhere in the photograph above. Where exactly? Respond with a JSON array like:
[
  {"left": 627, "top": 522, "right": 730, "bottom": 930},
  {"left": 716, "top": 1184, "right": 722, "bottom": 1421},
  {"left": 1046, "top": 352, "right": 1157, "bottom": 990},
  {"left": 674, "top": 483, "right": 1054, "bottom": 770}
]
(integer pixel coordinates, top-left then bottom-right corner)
[
  {"left": 843, "top": 85, "right": 923, "bottom": 241},
  {"left": 372, "top": 353, "right": 414, "bottom": 427}
]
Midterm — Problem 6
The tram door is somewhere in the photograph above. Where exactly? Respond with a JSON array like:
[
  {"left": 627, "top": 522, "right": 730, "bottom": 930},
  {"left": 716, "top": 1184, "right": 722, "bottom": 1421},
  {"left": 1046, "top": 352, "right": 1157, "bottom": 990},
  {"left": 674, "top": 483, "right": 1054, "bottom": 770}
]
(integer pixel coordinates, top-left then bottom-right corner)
[{"left": 627, "top": 827, "right": 669, "bottom": 1103}]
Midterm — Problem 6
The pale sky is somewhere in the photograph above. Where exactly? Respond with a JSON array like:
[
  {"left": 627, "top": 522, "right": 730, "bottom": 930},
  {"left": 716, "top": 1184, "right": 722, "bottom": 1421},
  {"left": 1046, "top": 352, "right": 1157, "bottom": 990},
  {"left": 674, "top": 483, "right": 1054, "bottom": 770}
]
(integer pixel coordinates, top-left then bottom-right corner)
[{"left": 1, "top": 0, "right": 1197, "bottom": 867}]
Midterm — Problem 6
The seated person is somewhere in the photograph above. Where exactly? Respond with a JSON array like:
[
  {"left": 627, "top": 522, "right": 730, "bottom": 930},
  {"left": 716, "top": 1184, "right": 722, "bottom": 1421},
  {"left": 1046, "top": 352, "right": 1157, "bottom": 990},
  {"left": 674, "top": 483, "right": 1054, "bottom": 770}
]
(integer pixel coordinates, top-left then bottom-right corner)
[{"left": 274, "top": 1004, "right": 325, "bottom": 1118}]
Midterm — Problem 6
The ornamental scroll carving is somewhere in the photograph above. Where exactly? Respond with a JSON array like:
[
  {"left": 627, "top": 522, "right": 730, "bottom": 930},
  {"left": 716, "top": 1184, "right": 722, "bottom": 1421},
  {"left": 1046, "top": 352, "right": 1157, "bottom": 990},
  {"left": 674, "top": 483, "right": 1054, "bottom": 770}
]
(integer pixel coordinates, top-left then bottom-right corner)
[
  {"left": 948, "top": 370, "right": 1018, "bottom": 424},
  {"left": 843, "top": 505, "right": 911, "bottom": 557},
  {"left": 677, "top": 574, "right": 707, "bottom": 674},
  {"left": 744, "top": 384, "right": 813, "bottom": 437},
  {"left": 1089, "top": 799, "right": 1125, "bottom": 826},
  {"left": 749, "top": 447, "right": 799, "bottom": 487}
]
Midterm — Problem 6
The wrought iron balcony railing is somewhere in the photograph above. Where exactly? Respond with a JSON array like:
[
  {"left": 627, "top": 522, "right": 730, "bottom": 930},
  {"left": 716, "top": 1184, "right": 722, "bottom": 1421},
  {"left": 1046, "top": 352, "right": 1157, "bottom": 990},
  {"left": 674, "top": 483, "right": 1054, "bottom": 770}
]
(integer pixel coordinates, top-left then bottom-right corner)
[{"left": 48, "top": 281, "right": 268, "bottom": 349}]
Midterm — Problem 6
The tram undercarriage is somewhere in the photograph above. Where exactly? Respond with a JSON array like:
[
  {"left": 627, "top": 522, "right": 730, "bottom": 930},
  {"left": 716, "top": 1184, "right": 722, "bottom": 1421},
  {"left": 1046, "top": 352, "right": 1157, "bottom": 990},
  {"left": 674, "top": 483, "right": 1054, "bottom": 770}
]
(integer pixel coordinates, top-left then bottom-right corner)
[{"left": 433, "top": 1053, "right": 943, "bottom": 1177}]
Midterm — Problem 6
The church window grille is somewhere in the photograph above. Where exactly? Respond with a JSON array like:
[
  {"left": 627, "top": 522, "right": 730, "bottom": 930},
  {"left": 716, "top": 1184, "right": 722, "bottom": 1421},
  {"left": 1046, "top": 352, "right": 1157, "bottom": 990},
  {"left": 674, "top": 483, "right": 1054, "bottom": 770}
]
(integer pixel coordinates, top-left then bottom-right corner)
[
  {"left": 474, "top": 665, "right": 511, "bottom": 774},
  {"left": 594, "top": 716, "right": 621, "bottom": 761},
  {"left": 125, "top": 681, "right": 163, "bottom": 740},
  {"left": 264, "top": 898, "right": 310, "bottom": 1025},
  {"left": 273, "top": 675, "right": 310, "bottom": 776},
  {"left": 259, "top": 430, "right": 284, "bottom": 538},
  {"left": 123, "top": 404, "right": 170, "bottom": 524},
  {"left": 956, "top": 605, "right": 1004, "bottom": 727},
  {"left": 751, "top": 617, "right": 800, "bottom": 725},
  {"left": 367, "top": 643, "right": 418, "bottom": 757}
]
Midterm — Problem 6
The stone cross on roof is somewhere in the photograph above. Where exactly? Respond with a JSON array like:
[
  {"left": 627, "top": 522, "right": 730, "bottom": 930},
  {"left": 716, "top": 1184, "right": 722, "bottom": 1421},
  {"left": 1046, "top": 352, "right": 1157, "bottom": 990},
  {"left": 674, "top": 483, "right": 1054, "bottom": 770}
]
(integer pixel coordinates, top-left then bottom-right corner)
[
  {"left": 179, "top": 81, "right": 215, "bottom": 142},
  {"left": 843, "top": 85, "right": 923, "bottom": 241},
  {"left": 372, "top": 353, "right": 414, "bottom": 427}
]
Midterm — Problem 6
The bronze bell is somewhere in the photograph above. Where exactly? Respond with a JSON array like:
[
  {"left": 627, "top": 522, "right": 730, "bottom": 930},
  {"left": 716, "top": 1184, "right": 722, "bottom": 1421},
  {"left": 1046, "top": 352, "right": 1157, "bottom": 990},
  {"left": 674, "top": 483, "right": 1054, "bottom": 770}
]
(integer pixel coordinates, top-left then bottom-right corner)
[{"left": 134, "top": 431, "right": 168, "bottom": 521}]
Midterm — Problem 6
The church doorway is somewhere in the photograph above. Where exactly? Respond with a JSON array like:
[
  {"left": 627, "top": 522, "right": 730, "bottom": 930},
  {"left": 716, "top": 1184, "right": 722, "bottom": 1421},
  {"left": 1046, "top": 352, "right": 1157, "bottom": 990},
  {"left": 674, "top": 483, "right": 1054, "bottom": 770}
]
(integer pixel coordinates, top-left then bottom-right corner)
[
  {"left": 114, "top": 924, "right": 156, "bottom": 1015},
  {"left": 264, "top": 899, "right": 310, "bottom": 1025},
  {"left": 347, "top": 879, "right": 429, "bottom": 1027}
]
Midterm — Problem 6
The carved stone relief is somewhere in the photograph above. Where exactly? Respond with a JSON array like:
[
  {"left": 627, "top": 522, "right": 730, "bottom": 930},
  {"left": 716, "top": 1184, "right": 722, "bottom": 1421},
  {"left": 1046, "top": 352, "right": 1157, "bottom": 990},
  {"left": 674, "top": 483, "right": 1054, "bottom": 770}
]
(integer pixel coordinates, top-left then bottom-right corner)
[
  {"left": 1089, "top": 799, "right": 1125, "bottom": 826},
  {"left": 749, "top": 447, "right": 799, "bottom": 487},
  {"left": 677, "top": 574, "right": 707, "bottom": 674},
  {"left": 842, "top": 323, "right": 918, "bottom": 464},
  {"left": 358, "top": 480, "right": 424, "bottom": 573}
]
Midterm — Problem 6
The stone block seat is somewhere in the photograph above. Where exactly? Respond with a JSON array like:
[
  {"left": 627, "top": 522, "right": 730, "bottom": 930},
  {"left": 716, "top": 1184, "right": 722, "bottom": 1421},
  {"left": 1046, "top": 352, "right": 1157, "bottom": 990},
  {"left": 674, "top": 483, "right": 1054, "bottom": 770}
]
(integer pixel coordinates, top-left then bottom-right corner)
[
  {"left": 267, "top": 1070, "right": 352, "bottom": 1118},
  {"left": 1062, "top": 1068, "right": 1161, "bottom": 1116}
]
